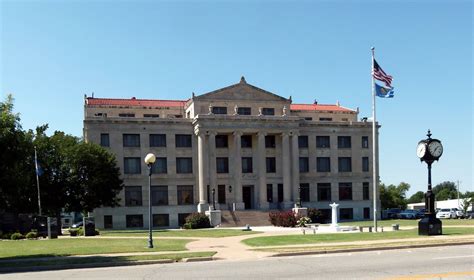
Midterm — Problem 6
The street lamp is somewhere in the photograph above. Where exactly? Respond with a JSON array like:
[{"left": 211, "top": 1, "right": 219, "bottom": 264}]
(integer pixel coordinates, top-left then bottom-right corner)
[
  {"left": 144, "top": 153, "right": 156, "bottom": 248},
  {"left": 212, "top": 188, "right": 216, "bottom": 210}
]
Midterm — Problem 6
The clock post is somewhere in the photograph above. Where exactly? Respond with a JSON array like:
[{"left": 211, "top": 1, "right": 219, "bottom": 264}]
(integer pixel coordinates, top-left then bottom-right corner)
[{"left": 417, "top": 130, "right": 443, "bottom": 236}]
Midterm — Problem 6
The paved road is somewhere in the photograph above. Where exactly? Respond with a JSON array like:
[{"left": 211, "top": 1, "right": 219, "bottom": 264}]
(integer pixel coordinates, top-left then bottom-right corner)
[{"left": 3, "top": 245, "right": 473, "bottom": 280}]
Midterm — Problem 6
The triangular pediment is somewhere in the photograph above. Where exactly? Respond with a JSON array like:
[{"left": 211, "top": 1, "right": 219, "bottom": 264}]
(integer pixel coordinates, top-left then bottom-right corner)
[{"left": 195, "top": 77, "right": 289, "bottom": 102}]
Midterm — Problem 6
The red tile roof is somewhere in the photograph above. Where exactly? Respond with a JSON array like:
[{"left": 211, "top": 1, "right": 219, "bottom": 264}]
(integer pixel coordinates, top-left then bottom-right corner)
[
  {"left": 86, "top": 97, "right": 187, "bottom": 107},
  {"left": 290, "top": 104, "right": 355, "bottom": 112}
]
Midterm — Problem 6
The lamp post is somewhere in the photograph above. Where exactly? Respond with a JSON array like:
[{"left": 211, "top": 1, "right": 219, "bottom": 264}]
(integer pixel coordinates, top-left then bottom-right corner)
[
  {"left": 144, "top": 153, "right": 156, "bottom": 248},
  {"left": 297, "top": 186, "right": 302, "bottom": 208}
]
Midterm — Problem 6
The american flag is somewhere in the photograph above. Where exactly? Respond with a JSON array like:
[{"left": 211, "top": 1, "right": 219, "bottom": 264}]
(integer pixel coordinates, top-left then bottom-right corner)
[{"left": 372, "top": 59, "right": 393, "bottom": 87}]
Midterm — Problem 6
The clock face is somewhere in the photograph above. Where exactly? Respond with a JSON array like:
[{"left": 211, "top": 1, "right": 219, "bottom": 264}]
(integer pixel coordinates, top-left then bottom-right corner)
[
  {"left": 416, "top": 143, "right": 426, "bottom": 158},
  {"left": 428, "top": 141, "right": 443, "bottom": 158}
]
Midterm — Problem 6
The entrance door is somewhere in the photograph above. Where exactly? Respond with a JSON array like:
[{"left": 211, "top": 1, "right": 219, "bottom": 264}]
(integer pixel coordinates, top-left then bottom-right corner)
[{"left": 242, "top": 185, "right": 253, "bottom": 209}]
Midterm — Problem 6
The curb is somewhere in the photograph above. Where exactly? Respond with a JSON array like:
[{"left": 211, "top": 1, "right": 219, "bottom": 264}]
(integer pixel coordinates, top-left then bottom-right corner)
[
  {"left": 0, "top": 257, "right": 216, "bottom": 274},
  {"left": 270, "top": 241, "right": 474, "bottom": 257}
]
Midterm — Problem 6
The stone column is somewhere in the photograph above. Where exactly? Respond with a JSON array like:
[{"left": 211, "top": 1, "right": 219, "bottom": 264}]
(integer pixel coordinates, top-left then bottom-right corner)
[
  {"left": 197, "top": 131, "right": 209, "bottom": 212},
  {"left": 257, "top": 131, "right": 269, "bottom": 209},
  {"left": 233, "top": 131, "right": 245, "bottom": 210},
  {"left": 208, "top": 131, "right": 217, "bottom": 209},
  {"left": 291, "top": 132, "right": 300, "bottom": 205},
  {"left": 282, "top": 132, "right": 292, "bottom": 208}
]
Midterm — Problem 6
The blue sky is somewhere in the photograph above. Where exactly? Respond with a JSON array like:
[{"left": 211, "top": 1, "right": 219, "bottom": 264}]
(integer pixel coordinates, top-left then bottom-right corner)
[{"left": 1, "top": 0, "right": 472, "bottom": 196}]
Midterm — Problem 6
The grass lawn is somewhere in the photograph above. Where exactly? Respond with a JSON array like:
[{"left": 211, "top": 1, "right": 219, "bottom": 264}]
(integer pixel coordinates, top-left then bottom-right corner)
[
  {"left": 0, "top": 238, "right": 191, "bottom": 259},
  {"left": 339, "top": 219, "right": 474, "bottom": 227},
  {"left": 0, "top": 251, "right": 216, "bottom": 270},
  {"left": 100, "top": 228, "right": 260, "bottom": 238},
  {"left": 242, "top": 227, "right": 474, "bottom": 247}
]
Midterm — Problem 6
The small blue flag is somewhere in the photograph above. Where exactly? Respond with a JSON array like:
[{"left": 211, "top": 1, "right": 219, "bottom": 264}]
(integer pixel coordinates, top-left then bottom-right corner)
[{"left": 375, "top": 82, "right": 394, "bottom": 98}]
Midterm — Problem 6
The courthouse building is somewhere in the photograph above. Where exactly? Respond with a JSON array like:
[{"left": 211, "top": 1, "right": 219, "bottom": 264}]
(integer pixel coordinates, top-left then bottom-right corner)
[{"left": 84, "top": 77, "right": 380, "bottom": 229}]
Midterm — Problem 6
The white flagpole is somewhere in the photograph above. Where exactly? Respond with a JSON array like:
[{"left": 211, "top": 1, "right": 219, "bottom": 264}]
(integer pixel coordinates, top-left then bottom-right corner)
[
  {"left": 34, "top": 146, "right": 42, "bottom": 216},
  {"left": 371, "top": 47, "right": 378, "bottom": 232}
]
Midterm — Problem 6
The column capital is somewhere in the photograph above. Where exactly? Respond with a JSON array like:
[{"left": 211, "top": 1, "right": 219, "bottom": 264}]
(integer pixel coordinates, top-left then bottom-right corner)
[
  {"left": 208, "top": 131, "right": 218, "bottom": 137},
  {"left": 281, "top": 131, "right": 290, "bottom": 138},
  {"left": 233, "top": 130, "right": 243, "bottom": 137},
  {"left": 290, "top": 131, "right": 300, "bottom": 137},
  {"left": 257, "top": 131, "right": 267, "bottom": 137},
  {"left": 194, "top": 128, "right": 206, "bottom": 136}
]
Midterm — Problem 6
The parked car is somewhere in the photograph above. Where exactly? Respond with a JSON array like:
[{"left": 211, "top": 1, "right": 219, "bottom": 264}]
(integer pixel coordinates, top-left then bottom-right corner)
[
  {"left": 436, "top": 208, "right": 456, "bottom": 219},
  {"left": 397, "top": 209, "right": 421, "bottom": 219},
  {"left": 384, "top": 208, "right": 402, "bottom": 219},
  {"left": 71, "top": 221, "right": 83, "bottom": 228}
]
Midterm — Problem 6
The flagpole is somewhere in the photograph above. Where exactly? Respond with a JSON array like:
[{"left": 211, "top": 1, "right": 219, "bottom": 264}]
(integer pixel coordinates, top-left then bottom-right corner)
[
  {"left": 34, "top": 146, "right": 42, "bottom": 216},
  {"left": 371, "top": 47, "right": 378, "bottom": 232}
]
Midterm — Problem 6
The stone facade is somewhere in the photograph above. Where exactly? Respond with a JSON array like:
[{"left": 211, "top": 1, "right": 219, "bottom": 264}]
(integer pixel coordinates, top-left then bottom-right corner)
[{"left": 84, "top": 77, "right": 380, "bottom": 229}]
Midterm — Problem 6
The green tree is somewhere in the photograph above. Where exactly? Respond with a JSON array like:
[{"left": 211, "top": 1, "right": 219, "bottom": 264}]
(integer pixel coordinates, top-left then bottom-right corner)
[
  {"left": 65, "top": 142, "right": 124, "bottom": 214},
  {"left": 0, "top": 94, "right": 36, "bottom": 213},
  {"left": 432, "top": 181, "right": 458, "bottom": 201},
  {"left": 407, "top": 191, "right": 425, "bottom": 204},
  {"left": 380, "top": 182, "right": 410, "bottom": 209}
]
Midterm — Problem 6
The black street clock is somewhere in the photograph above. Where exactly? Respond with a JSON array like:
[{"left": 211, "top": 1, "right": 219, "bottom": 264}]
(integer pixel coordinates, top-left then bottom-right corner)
[{"left": 417, "top": 130, "right": 443, "bottom": 236}]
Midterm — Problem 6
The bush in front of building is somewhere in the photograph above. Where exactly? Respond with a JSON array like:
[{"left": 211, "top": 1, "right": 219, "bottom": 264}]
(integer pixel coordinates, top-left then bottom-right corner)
[
  {"left": 25, "top": 231, "right": 38, "bottom": 239},
  {"left": 10, "top": 232, "right": 25, "bottom": 240},
  {"left": 307, "top": 208, "right": 325, "bottom": 223},
  {"left": 183, "top": 213, "right": 211, "bottom": 229},
  {"left": 268, "top": 210, "right": 299, "bottom": 227}
]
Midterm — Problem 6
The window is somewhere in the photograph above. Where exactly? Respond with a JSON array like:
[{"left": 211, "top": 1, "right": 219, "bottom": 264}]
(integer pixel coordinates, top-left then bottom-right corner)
[
  {"left": 262, "top": 108, "right": 275, "bottom": 115},
  {"left": 265, "top": 135, "right": 276, "bottom": 148},
  {"left": 317, "top": 157, "right": 331, "bottom": 172},
  {"left": 216, "top": 157, "right": 229, "bottom": 173},
  {"left": 319, "top": 209, "right": 331, "bottom": 222},
  {"left": 151, "top": 185, "right": 168, "bottom": 206},
  {"left": 150, "top": 134, "right": 166, "bottom": 147},
  {"left": 300, "top": 183, "right": 310, "bottom": 202},
  {"left": 119, "top": 113, "right": 135, "bottom": 117},
  {"left": 363, "top": 182, "right": 370, "bottom": 200},
  {"left": 177, "top": 185, "right": 194, "bottom": 205},
  {"left": 362, "top": 157, "right": 369, "bottom": 172},
  {"left": 123, "top": 134, "right": 140, "bottom": 147},
  {"left": 338, "top": 157, "right": 352, "bottom": 172},
  {"left": 175, "top": 134, "right": 192, "bottom": 147},
  {"left": 362, "top": 136, "right": 369, "bottom": 148},
  {"left": 212, "top": 106, "right": 227, "bottom": 114},
  {"left": 298, "top": 136, "right": 308, "bottom": 148},
  {"left": 319, "top": 117, "right": 332, "bottom": 121},
  {"left": 215, "top": 135, "right": 228, "bottom": 148},
  {"left": 316, "top": 136, "right": 330, "bottom": 148},
  {"left": 338, "top": 136, "right": 351, "bottom": 149},
  {"left": 125, "top": 186, "right": 142, "bottom": 206},
  {"left": 104, "top": 215, "right": 113, "bottom": 229},
  {"left": 340, "top": 208, "right": 353, "bottom": 220},
  {"left": 126, "top": 215, "right": 143, "bottom": 228},
  {"left": 241, "top": 135, "right": 252, "bottom": 148},
  {"left": 176, "top": 158, "right": 193, "bottom": 174},
  {"left": 299, "top": 157, "right": 309, "bottom": 173},
  {"left": 100, "top": 133, "right": 110, "bottom": 147},
  {"left": 266, "top": 184, "right": 273, "bottom": 202},
  {"left": 218, "top": 185, "right": 226, "bottom": 204},
  {"left": 237, "top": 107, "right": 251, "bottom": 115},
  {"left": 153, "top": 214, "right": 169, "bottom": 227},
  {"left": 364, "top": 207, "right": 370, "bottom": 219},
  {"left": 339, "top": 183, "right": 352, "bottom": 200},
  {"left": 178, "top": 213, "right": 190, "bottom": 226},
  {"left": 144, "top": 114, "right": 160, "bottom": 118},
  {"left": 266, "top": 157, "right": 276, "bottom": 173},
  {"left": 278, "top": 184, "right": 283, "bottom": 203},
  {"left": 304, "top": 117, "right": 313, "bottom": 121},
  {"left": 317, "top": 183, "right": 331, "bottom": 201},
  {"left": 124, "top": 157, "right": 141, "bottom": 174},
  {"left": 151, "top": 157, "right": 167, "bottom": 174},
  {"left": 242, "top": 157, "right": 253, "bottom": 173}
]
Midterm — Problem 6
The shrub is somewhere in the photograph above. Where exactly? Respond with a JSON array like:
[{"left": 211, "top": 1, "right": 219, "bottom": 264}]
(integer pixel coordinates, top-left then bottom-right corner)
[
  {"left": 307, "top": 208, "right": 325, "bottom": 223},
  {"left": 69, "top": 228, "right": 79, "bottom": 236},
  {"left": 25, "top": 231, "right": 38, "bottom": 239},
  {"left": 10, "top": 232, "right": 25, "bottom": 240},
  {"left": 184, "top": 213, "right": 211, "bottom": 229},
  {"left": 268, "top": 210, "right": 299, "bottom": 227},
  {"left": 2, "top": 232, "right": 12, "bottom": 240},
  {"left": 95, "top": 229, "right": 100, "bottom": 235},
  {"left": 296, "top": 217, "right": 311, "bottom": 227}
]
